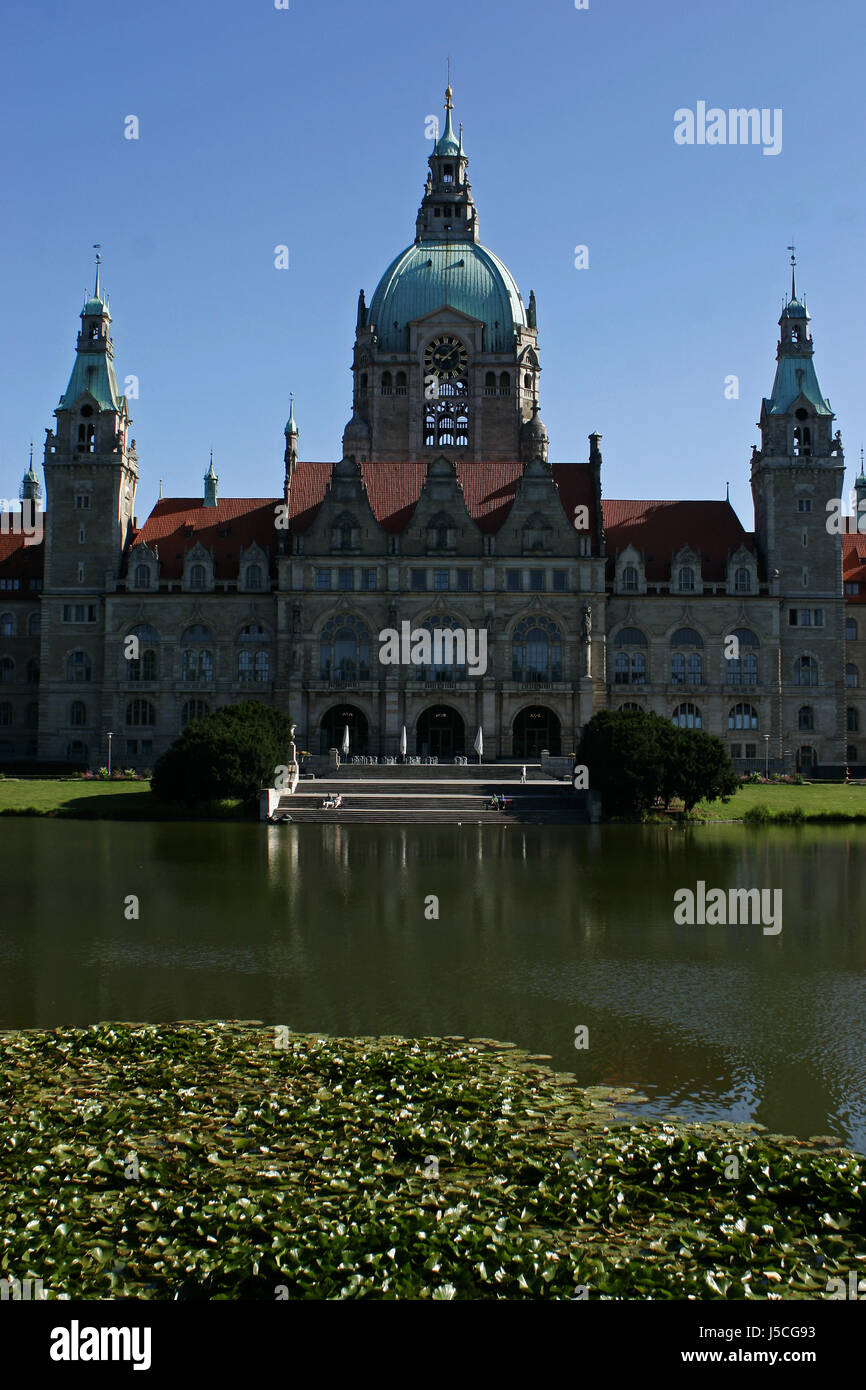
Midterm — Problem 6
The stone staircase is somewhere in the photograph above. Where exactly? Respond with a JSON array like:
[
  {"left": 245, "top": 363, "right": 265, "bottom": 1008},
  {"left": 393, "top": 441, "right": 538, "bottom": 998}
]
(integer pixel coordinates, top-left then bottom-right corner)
[{"left": 268, "top": 763, "right": 593, "bottom": 825}]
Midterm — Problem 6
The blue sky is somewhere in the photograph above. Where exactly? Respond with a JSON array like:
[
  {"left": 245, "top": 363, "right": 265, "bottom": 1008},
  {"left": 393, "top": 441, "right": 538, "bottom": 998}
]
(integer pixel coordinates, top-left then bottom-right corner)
[{"left": 1, "top": 0, "right": 864, "bottom": 527}]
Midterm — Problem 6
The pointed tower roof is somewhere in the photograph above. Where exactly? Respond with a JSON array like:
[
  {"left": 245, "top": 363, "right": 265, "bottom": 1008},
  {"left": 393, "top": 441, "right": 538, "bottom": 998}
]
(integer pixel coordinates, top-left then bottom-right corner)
[
  {"left": 434, "top": 86, "right": 461, "bottom": 156},
  {"left": 764, "top": 254, "right": 832, "bottom": 418},
  {"left": 59, "top": 253, "right": 122, "bottom": 411},
  {"left": 285, "top": 392, "right": 298, "bottom": 437}
]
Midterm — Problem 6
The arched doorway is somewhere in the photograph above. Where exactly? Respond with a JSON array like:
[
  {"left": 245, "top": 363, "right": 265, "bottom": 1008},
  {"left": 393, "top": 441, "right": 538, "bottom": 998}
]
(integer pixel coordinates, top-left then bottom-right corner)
[
  {"left": 513, "top": 706, "right": 561, "bottom": 756},
  {"left": 319, "top": 704, "right": 369, "bottom": 755},
  {"left": 416, "top": 705, "right": 465, "bottom": 758}
]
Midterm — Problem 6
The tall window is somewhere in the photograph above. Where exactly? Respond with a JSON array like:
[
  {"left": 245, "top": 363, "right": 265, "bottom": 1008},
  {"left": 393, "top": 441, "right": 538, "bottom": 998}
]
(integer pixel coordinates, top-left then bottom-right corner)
[
  {"left": 670, "top": 629, "right": 703, "bottom": 686},
  {"left": 672, "top": 702, "right": 701, "bottom": 729},
  {"left": 190, "top": 563, "right": 206, "bottom": 589},
  {"left": 182, "top": 701, "right": 210, "bottom": 725},
  {"left": 621, "top": 565, "right": 639, "bottom": 592},
  {"left": 613, "top": 628, "right": 647, "bottom": 685},
  {"left": 419, "top": 615, "right": 470, "bottom": 682},
  {"left": 512, "top": 616, "right": 563, "bottom": 683},
  {"left": 734, "top": 567, "right": 751, "bottom": 593},
  {"left": 729, "top": 703, "right": 759, "bottom": 730},
  {"left": 0, "top": 613, "right": 15, "bottom": 637},
  {"left": 794, "top": 655, "right": 818, "bottom": 686},
  {"left": 126, "top": 625, "right": 159, "bottom": 683},
  {"left": 846, "top": 618, "right": 858, "bottom": 641},
  {"left": 0, "top": 702, "right": 11, "bottom": 726},
  {"left": 726, "top": 629, "right": 759, "bottom": 685},
  {"left": 134, "top": 565, "right": 150, "bottom": 589},
  {"left": 245, "top": 564, "right": 263, "bottom": 589},
  {"left": 846, "top": 663, "right": 859, "bottom": 688},
  {"left": 848, "top": 707, "right": 859, "bottom": 733},
  {"left": 0, "top": 658, "right": 14, "bottom": 683},
  {"left": 70, "top": 700, "right": 87, "bottom": 726},
  {"left": 319, "top": 615, "right": 371, "bottom": 683},
  {"left": 66, "top": 651, "right": 91, "bottom": 683},
  {"left": 678, "top": 566, "right": 696, "bottom": 593},
  {"left": 798, "top": 706, "right": 814, "bottom": 731}
]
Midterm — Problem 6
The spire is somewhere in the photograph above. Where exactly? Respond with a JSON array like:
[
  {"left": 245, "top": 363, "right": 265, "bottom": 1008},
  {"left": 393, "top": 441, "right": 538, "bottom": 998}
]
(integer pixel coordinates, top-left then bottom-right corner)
[
  {"left": 356, "top": 288, "right": 366, "bottom": 331},
  {"left": 203, "top": 450, "right": 218, "bottom": 507},
  {"left": 787, "top": 242, "right": 796, "bottom": 302},
  {"left": 94, "top": 243, "right": 102, "bottom": 300},
  {"left": 528, "top": 290, "right": 537, "bottom": 330},
  {"left": 416, "top": 86, "right": 477, "bottom": 243},
  {"left": 855, "top": 447, "right": 866, "bottom": 514},
  {"left": 20, "top": 442, "right": 41, "bottom": 504},
  {"left": 285, "top": 392, "right": 298, "bottom": 438}
]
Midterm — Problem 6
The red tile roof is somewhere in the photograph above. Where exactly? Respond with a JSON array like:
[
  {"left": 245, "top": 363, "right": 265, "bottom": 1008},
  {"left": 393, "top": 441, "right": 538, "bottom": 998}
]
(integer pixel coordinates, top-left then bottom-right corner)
[
  {"left": 128, "top": 463, "right": 599, "bottom": 569},
  {"left": 842, "top": 533, "right": 866, "bottom": 602},
  {"left": 601, "top": 499, "right": 756, "bottom": 581},
  {"left": 130, "top": 498, "right": 280, "bottom": 580},
  {"left": 0, "top": 528, "right": 45, "bottom": 592}
]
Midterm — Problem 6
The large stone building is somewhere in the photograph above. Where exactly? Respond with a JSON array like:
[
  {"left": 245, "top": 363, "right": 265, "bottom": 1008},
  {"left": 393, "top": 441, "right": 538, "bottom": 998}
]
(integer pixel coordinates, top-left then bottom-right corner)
[{"left": 1, "top": 89, "right": 864, "bottom": 775}]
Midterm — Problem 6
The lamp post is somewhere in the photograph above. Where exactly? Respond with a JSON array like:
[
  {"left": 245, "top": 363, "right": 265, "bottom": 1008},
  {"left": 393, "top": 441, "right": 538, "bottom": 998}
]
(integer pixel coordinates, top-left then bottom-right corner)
[
  {"left": 763, "top": 733, "right": 769, "bottom": 780},
  {"left": 107, "top": 730, "right": 113, "bottom": 778}
]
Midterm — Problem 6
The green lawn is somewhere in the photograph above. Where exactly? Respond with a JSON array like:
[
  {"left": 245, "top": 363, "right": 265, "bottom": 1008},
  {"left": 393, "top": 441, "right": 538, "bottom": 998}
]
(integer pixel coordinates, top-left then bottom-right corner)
[
  {"left": 0, "top": 778, "right": 244, "bottom": 821},
  {"left": 697, "top": 781, "right": 866, "bottom": 822}
]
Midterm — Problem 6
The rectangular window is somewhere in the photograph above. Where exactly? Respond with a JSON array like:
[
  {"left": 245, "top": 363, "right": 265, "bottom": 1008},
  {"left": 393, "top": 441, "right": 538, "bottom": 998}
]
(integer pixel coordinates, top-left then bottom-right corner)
[
  {"left": 730, "top": 743, "right": 742, "bottom": 759},
  {"left": 789, "top": 609, "right": 811, "bottom": 626},
  {"left": 433, "top": 570, "right": 449, "bottom": 591},
  {"left": 553, "top": 571, "right": 568, "bottom": 592},
  {"left": 797, "top": 499, "right": 812, "bottom": 512},
  {"left": 75, "top": 495, "right": 90, "bottom": 510},
  {"left": 813, "top": 609, "right": 824, "bottom": 626},
  {"left": 360, "top": 568, "right": 376, "bottom": 590},
  {"left": 845, "top": 582, "right": 861, "bottom": 595},
  {"left": 315, "top": 569, "right": 331, "bottom": 590},
  {"left": 529, "top": 569, "right": 545, "bottom": 592},
  {"left": 338, "top": 568, "right": 354, "bottom": 591},
  {"left": 411, "top": 569, "right": 426, "bottom": 591},
  {"left": 506, "top": 569, "right": 521, "bottom": 592},
  {"left": 126, "top": 740, "right": 138, "bottom": 756},
  {"left": 457, "top": 569, "right": 471, "bottom": 591},
  {"left": 744, "top": 743, "right": 757, "bottom": 759},
  {"left": 140, "top": 740, "right": 152, "bottom": 757}
]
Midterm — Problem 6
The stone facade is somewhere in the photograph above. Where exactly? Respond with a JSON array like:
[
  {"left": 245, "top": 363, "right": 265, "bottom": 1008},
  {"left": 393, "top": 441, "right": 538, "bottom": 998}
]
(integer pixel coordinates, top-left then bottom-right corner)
[{"left": 0, "top": 93, "right": 862, "bottom": 776}]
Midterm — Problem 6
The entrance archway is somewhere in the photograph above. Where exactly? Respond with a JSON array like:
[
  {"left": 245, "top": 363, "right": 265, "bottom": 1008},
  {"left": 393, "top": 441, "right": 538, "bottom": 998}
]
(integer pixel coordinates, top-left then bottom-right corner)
[
  {"left": 513, "top": 706, "right": 561, "bottom": 757},
  {"left": 416, "top": 705, "right": 465, "bottom": 758},
  {"left": 320, "top": 704, "right": 369, "bottom": 755}
]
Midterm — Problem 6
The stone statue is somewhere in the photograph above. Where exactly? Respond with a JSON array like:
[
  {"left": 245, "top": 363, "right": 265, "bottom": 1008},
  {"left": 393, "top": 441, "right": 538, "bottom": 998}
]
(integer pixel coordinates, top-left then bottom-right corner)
[{"left": 581, "top": 604, "right": 592, "bottom": 644}]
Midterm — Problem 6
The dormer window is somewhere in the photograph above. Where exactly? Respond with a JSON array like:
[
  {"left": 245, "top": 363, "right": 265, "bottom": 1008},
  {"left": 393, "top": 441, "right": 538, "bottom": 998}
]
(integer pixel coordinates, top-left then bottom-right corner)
[
  {"left": 190, "top": 564, "right": 205, "bottom": 589},
  {"left": 678, "top": 566, "right": 695, "bottom": 593}
]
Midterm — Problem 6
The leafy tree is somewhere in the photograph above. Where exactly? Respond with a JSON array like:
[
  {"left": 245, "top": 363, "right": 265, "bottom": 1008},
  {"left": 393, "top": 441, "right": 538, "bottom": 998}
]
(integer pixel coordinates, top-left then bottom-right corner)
[
  {"left": 577, "top": 709, "right": 737, "bottom": 817},
  {"left": 152, "top": 701, "right": 294, "bottom": 806}
]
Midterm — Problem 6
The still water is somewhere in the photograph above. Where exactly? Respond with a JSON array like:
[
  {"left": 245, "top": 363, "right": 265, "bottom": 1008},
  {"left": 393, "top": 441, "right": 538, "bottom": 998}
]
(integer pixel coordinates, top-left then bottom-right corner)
[{"left": 1, "top": 820, "right": 864, "bottom": 1151}]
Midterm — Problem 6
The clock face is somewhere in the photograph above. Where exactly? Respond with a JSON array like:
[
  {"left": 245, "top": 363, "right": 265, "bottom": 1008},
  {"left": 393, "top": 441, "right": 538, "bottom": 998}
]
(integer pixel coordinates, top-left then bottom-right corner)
[{"left": 424, "top": 335, "right": 468, "bottom": 380}]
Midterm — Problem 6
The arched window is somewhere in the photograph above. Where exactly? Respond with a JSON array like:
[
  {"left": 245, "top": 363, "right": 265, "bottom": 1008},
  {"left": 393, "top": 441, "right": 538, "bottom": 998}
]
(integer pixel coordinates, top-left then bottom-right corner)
[
  {"left": 485, "top": 371, "right": 496, "bottom": 395},
  {"left": 239, "top": 623, "right": 270, "bottom": 640},
  {"left": 678, "top": 566, "right": 696, "bottom": 593},
  {"left": 672, "top": 702, "right": 701, "bottom": 729},
  {"left": 512, "top": 615, "right": 563, "bottom": 684},
  {"left": 499, "top": 372, "right": 511, "bottom": 396},
  {"left": 848, "top": 707, "right": 859, "bottom": 733},
  {"left": 0, "top": 657, "right": 14, "bottom": 683},
  {"left": 134, "top": 565, "right": 150, "bottom": 589},
  {"left": 238, "top": 650, "right": 253, "bottom": 683},
  {"left": 182, "top": 647, "right": 214, "bottom": 682},
  {"left": 0, "top": 702, "right": 11, "bottom": 726},
  {"left": 182, "top": 700, "right": 210, "bottom": 726},
  {"left": 424, "top": 411, "right": 436, "bottom": 447},
  {"left": 621, "top": 565, "right": 639, "bottom": 592},
  {"left": 726, "top": 629, "right": 759, "bottom": 685},
  {"left": 613, "top": 628, "right": 647, "bottom": 685},
  {"left": 126, "top": 625, "right": 159, "bottom": 683},
  {"left": 0, "top": 613, "right": 15, "bottom": 637},
  {"left": 619, "top": 702, "right": 642, "bottom": 712},
  {"left": 523, "top": 373, "right": 532, "bottom": 391},
  {"left": 794, "top": 655, "right": 819, "bottom": 685},
  {"left": 395, "top": 371, "right": 407, "bottom": 395},
  {"left": 670, "top": 629, "right": 703, "bottom": 686},
  {"left": 381, "top": 371, "right": 392, "bottom": 396},
  {"left": 70, "top": 700, "right": 87, "bottom": 726},
  {"left": 190, "top": 563, "right": 206, "bottom": 589},
  {"left": 729, "top": 703, "right": 759, "bottom": 730},
  {"left": 455, "top": 411, "right": 469, "bottom": 447},
  {"left": 245, "top": 564, "right": 263, "bottom": 589},
  {"left": 798, "top": 706, "right": 814, "bottom": 730},
  {"left": 846, "top": 617, "right": 858, "bottom": 641},
  {"left": 126, "top": 700, "right": 155, "bottom": 726},
  {"left": 846, "top": 663, "right": 859, "bottom": 688},
  {"left": 734, "top": 567, "right": 752, "bottom": 593},
  {"left": 66, "top": 651, "right": 91, "bottom": 683},
  {"left": 26, "top": 658, "right": 40, "bottom": 685},
  {"left": 28, "top": 613, "right": 40, "bottom": 637},
  {"left": 319, "top": 615, "right": 371, "bottom": 683},
  {"left": 797, "top": 745, "right": 815, "bottom": 772},
  {"left": 254, "top": 650, "right": 270, "bottom": 681}
]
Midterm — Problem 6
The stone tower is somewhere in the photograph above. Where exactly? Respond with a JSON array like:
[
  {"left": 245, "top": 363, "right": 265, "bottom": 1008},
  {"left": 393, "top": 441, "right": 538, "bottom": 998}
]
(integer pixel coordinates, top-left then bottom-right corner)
[
  {"left": 750, "top": 259, "right": 845, "bottom": 768},
  {"left": 38, "top": 256, "right": 138, "bottom": 759},
  {"left": 343, "top": 88, "right": 544, "bottom": 464}
]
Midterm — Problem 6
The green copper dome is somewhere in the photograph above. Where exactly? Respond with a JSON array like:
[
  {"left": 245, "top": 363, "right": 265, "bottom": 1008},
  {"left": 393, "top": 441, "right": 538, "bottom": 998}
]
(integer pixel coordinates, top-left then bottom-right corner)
[
  {"left": 368, "top": 241, "right": 526, "bottom": 353},
  {"left": 82, "top": 295, "right": 109, "bottom": 317}
]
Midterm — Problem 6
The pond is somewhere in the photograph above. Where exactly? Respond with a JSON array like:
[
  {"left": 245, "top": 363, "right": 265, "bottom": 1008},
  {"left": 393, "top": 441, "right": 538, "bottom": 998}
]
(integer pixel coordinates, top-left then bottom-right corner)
[{"left": 1, "top": 819, "right": 864, "bottom": 1151}]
